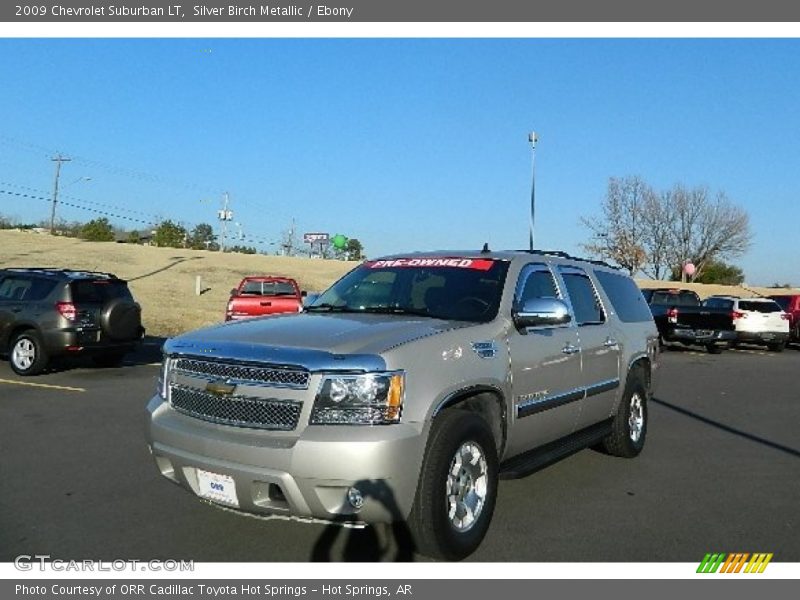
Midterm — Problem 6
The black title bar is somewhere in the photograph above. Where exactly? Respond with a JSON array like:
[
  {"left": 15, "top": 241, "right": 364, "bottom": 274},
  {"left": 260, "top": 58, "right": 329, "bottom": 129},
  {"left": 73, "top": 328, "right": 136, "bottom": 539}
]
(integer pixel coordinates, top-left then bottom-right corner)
[{"left": 4, "top": 0, "right": 800, "bottom": 22}]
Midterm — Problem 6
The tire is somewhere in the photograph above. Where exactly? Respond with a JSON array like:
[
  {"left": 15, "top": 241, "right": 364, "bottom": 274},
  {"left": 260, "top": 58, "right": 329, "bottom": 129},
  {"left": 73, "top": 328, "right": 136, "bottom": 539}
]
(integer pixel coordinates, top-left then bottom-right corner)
[
  {"left": 601, "top": 369, "right": 648, "bottom": 458},
  {"left": 91, "top": 352, "right": 126, "bottom": 368},
  {"left": 9, "top": 330, "right": 49, "bottom": 376},
  {"left": 408, "top": 410, "right": 498, "bottom": 561},
  {"left": 705, "top": 344, "right": 724, "bottom": 354},
  {"left": 767, "top": 342, "right": 785, "bottom": 353},
  {"left": 100, "top": 298, "right": 142, "bottom": 341}
]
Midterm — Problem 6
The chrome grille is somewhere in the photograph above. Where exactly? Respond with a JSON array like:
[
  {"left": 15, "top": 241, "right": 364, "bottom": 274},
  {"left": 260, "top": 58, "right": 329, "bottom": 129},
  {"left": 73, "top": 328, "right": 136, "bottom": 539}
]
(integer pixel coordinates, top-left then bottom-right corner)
[
  {"left": 173, "top": 358, "right": 309, "bottom": 389},
  {"left": 169, "top": 384, "right": 302, "bottom": 430}
]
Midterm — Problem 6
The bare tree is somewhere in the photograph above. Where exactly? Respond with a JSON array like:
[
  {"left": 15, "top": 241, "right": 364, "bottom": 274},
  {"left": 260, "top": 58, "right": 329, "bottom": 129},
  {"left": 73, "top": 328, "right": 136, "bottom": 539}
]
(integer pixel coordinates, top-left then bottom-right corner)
[
  {"left": 664, "top": 185, "right": 752, "bottom": 281},
  {"left": 581, "top": 176, "right": 651, "bottom": 275},
  {"left": 581, "top": 177, "right": 752, "bottom": 280}
]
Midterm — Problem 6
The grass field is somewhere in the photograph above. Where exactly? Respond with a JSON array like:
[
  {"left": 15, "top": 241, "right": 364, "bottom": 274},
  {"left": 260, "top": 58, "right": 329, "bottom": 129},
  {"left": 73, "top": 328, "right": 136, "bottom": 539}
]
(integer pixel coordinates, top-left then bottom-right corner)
[
  {"left": 1, "top": 230, "right": 796, "bottom": 337},
  {"left": 0, "top": 230, "right": 353, "bottom": 336}
]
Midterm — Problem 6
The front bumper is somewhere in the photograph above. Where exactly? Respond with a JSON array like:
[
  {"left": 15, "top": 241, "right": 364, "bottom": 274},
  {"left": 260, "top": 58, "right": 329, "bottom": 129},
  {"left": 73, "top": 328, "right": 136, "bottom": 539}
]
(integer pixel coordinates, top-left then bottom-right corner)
[{"left": 146, "top": 396, "right": 426, "bottom": 524}]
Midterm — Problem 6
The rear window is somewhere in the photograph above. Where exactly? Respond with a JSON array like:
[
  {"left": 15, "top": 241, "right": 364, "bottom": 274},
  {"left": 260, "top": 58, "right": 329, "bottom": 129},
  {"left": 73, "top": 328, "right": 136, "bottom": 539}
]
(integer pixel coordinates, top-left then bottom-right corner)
[
  {"left": 240, "top": 280, "right": 297, "bottom": 296},
  {"left": 739, "top": 300, "right": 782, "bottom": 313},
  {"left": 70, "top": 280, "right": 133, "bottom": 304},
  {"left": 770, "top": 296, "right": 791, "bottom": 310},
  {"left": 594, "top": 271, "right": 654, "bottom": 323},
  {"left": 649, "top": 291, "right": 700, "bottom": 307}
]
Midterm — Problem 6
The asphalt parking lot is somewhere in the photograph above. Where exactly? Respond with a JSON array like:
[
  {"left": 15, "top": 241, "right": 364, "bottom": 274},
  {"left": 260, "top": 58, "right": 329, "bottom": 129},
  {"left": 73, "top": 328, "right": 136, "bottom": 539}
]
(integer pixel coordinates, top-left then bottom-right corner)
[{"left": 0, "top": 344, "right": 798, "bottom": 562}]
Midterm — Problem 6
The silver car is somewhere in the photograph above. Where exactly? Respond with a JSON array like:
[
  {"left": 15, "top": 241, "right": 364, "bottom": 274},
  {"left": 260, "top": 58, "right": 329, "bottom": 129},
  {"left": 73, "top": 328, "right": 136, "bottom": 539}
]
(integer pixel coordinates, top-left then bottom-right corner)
[{"left": 147, "top": 250, "right": 659, "bottom": 559}]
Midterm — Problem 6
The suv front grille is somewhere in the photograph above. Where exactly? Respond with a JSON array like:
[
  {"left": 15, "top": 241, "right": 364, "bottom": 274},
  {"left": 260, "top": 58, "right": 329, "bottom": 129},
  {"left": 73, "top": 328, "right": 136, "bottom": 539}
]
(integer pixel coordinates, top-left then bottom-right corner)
[
  {"left": 173, "top": 358, "right": 309, "bottom": 389},
  {"left": 169, "top": 384, "right": 302, "bottom": 430}
]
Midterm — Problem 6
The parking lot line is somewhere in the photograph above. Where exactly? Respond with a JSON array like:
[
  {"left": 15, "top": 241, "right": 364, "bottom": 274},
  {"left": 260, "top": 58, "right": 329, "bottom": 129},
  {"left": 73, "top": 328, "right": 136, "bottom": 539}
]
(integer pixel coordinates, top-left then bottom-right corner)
[{"left": 0, "top": 378, "right": 86, "bottom": 392}]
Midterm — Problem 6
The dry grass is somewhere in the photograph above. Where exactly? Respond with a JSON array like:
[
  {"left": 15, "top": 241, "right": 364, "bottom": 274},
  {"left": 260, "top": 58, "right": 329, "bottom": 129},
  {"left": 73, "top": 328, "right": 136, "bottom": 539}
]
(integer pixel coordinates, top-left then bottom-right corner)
[
  {"left": 1, "top": 230, "right": 796, "bottom": 337},
  {"left": 635, "top": 278, "right": 800, "bottom": 300},
  {"left": 0, "top": 230, "right": 353, "bottom": 336}
]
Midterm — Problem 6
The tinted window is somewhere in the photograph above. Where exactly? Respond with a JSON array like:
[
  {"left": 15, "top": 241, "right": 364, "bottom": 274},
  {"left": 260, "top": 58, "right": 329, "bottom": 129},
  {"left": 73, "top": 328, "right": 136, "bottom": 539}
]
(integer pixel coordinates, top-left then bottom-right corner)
[
  {"left": 0, "top": 276, "right": 57, "bottom": 301},
  {"left": 561, "top": 271, "right": 604, "bottom": 325},
  {"left": 311, "top": 259, "right": 509, "bottom": 323},
  {"left": 650, "top": 291, "right": 700, "bottom": 306},
  {"left": 517, "top": 264, "right": 559, "bottom": 305},
  {"left": 595, "top": 271, "right": 654, "bottom": 323},
  {"left": 704, "top": 298, "right": 734, "bottom": 310},
  {"left": 770, "top": 296, "right": 791, "bottom": 310},
  {"left": 70, "top": 280, "right": 133, "bottom": 303},
  {"left": 739, "top": 300, "right": 781, "bottom": 313}
]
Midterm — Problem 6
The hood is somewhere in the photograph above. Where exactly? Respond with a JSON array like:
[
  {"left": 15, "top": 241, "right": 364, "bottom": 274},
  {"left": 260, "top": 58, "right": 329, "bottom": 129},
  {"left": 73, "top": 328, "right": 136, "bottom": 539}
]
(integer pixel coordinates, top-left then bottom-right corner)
[{"left": 165, "top": 312, "right": 472, "bottom": 370}]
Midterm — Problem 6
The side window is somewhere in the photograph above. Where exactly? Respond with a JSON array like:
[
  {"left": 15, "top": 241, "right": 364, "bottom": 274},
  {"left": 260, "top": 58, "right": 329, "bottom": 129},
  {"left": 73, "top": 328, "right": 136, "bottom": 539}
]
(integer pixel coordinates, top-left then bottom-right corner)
[
  {"left": 594, "top": 270, "right": 653, "bottom": 323},
  {"left": 0, "top": 276, "right": 33, "bottom": 301},
  {"left": 515, "top": 263, "right": 560, "bottom": 306},
  {"left": 559, "top": 268, "right": 605, "bottom": 326}
]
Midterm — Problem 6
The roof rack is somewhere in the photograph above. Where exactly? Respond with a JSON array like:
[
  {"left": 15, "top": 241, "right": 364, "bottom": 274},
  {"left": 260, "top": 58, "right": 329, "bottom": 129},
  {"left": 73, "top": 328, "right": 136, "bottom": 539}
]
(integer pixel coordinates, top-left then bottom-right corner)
[
  {"left": 513, "top": 250, "right": 620, "bottom": 270},
  {"left": 1, "top": 267, "right": 120, "bottom": 279}
]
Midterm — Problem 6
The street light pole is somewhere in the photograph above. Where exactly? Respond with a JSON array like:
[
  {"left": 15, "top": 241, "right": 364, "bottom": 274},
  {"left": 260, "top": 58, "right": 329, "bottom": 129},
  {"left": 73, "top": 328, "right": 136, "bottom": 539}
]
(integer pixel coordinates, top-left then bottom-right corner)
[
  {"left": 528, "top": 132, "right": 538, "bottom": 251},
  {"left": 50, "top": 154, "right": 72, "bottom": 234}
]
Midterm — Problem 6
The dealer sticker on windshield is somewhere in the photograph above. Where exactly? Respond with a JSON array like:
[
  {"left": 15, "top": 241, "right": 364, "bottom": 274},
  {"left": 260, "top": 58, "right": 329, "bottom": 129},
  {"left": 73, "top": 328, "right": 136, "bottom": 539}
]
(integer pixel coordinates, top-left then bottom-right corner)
[
  {"left": 365, "top": 258, "right": 495, "bottom": 270},
  {"left": 196, "top": 469, "right": 239, "bottom": 507}
]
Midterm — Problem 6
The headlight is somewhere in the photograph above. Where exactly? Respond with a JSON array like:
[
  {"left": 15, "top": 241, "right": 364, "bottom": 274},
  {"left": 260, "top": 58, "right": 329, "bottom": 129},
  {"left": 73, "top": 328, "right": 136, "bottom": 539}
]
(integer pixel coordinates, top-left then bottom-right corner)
[
  {"left": 158, "top": 356, "right": 171, "bottom": 399},
  {"left": 311, "top": 372, "right": 405, "bottom": 425}
]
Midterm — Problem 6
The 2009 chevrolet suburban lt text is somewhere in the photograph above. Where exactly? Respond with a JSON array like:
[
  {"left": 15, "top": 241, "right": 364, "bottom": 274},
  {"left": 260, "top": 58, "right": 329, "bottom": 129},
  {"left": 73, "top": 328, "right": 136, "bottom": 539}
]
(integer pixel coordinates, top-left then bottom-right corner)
[{"left": 147, "top": 250, "right": 660, "bottom": 560}]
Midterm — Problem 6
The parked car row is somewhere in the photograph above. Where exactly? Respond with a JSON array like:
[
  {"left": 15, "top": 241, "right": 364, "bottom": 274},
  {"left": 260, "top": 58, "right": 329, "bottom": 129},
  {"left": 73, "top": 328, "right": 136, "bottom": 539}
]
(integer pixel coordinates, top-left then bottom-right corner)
[{"left": 642, "top": 287, "right": 795, "bottom": 353}]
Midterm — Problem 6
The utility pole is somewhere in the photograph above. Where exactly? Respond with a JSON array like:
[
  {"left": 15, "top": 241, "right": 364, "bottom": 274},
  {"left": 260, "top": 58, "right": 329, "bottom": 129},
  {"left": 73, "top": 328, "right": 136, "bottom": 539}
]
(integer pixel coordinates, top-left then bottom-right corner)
[
  {"left": 50, "top": 154, "right": 72, "bottom": 234},
  {"left": 217, "top": 192, "right": 233, "bottom": 251},
  {"left": 528, "top": 132, "right": 538, "bottom": 251}
]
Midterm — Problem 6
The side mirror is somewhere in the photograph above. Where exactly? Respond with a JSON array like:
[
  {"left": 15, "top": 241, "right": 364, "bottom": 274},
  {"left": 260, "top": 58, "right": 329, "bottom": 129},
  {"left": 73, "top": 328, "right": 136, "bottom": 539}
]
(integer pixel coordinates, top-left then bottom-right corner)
[
  {"left": 513, "top": 298, "right": 572, "bottom": 330},
  {"left": 230, "top": 288, "right": 237, "bottom": 296},
  {"left": 301, "top": 290, "right": 307, "bottom": 297}
]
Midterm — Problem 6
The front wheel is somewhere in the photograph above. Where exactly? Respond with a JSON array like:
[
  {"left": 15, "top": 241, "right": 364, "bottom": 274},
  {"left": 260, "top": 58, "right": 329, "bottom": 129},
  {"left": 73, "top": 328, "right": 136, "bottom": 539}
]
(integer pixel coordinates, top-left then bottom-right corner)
[
  {"left": 9, "top": 330, "right": 49, "bottom": 376},
  {"left": 601, "top": 369, "right": 648, "bottom": 458},
  {"left": 705, "top": 343, "right": 724, "bottom": 354},
  {"left": 767, "top": 342, "right": 785, "bottom": 353},
  {"left": 409, "top": 410, "right": 498, "bottom": 561}
]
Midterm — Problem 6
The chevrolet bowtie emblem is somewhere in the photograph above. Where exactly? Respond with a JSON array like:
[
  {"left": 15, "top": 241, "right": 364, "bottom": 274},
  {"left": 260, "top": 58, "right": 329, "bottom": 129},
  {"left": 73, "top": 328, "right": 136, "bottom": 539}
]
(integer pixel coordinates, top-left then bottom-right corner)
[{"left": 205, "top": 380, "right": 236, "bottom": 395}]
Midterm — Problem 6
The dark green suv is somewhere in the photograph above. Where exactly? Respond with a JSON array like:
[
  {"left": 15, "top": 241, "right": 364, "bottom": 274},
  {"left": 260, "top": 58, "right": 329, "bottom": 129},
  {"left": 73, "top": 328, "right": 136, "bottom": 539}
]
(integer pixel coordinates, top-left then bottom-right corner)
[{"left": 0, "top": 268, "right": 144, "bottom": 375}]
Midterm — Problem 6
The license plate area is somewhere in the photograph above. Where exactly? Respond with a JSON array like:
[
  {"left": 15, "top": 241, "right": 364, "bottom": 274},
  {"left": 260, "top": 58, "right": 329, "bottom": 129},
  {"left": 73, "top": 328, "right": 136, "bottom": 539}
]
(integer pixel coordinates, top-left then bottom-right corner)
[
  {"left": 696, "top": 330, "right": 712, "bottom": 337},
  {"left": 196, "top": 469, "right": 239, "bottom": 507}
]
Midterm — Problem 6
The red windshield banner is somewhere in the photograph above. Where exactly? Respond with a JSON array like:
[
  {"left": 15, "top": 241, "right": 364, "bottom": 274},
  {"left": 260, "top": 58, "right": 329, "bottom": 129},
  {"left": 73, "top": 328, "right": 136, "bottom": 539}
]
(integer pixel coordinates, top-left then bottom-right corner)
[{"left": 365, "top": 258, "right": 495, "bottom": 271}]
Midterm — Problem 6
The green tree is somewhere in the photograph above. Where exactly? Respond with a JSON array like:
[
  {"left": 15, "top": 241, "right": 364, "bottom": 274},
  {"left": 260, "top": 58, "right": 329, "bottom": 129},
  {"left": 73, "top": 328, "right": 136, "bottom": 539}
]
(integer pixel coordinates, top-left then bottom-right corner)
[
  {"left": 228, "top": 245, "right": 257, "bottom": 254},
  {"left": 677, "top": 260, "right": 745, "bottom": 285},
  {"left": 153, "top": 220, "right": 187, "bottom": 248},
  {"left": 345, "top": 238, "right": 364, "bottom": 261},
  {"left": 127, "top": 230, "right": 141, "bottom": 244},
  {"left": 188, "top": 223, "right": 219, "bottom": 251},
  {"left": 80, "top": 218, "right": 115, "bottom": 242}
]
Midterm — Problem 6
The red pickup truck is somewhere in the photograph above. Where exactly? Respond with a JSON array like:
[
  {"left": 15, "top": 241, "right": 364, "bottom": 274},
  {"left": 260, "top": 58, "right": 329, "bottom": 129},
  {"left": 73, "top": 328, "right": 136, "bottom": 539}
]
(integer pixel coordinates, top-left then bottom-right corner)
[
  {"left": 770, "top": 294, "right": 800, "bottom": 343},
  {"left": 225, "top": 276, "right": 305, "bottom": 321}
]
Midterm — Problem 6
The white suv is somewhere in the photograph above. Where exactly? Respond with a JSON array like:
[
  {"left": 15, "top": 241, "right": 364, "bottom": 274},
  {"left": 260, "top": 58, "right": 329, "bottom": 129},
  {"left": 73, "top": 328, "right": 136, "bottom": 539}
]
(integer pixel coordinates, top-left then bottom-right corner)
[{"left": 702, "top": 296, "right": 790, "bottom": 351}]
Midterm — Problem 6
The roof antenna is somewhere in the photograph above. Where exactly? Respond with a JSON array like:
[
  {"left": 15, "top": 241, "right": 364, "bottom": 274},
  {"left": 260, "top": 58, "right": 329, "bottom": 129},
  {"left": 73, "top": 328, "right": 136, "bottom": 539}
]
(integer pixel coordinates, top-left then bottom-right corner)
[
  {"left": 528, "top": 131, "right": 538, "bottom": 251},
  {"left": 481, "top": 242, "right": 490, "bottom": 254}
]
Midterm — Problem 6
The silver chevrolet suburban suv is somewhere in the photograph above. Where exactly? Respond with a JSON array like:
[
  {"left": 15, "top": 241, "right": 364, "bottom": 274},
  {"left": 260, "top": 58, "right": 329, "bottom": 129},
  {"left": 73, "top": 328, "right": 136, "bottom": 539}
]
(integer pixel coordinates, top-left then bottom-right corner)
[{"left": 147, "top": 250, "right": 659, "bottom": 560}]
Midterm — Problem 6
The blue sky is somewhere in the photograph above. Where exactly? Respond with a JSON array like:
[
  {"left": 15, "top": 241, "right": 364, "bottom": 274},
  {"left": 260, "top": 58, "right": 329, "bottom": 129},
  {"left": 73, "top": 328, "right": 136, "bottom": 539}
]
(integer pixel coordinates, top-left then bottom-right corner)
[{"left": 0, "top": 38, "right": 798, "bottom": 285}]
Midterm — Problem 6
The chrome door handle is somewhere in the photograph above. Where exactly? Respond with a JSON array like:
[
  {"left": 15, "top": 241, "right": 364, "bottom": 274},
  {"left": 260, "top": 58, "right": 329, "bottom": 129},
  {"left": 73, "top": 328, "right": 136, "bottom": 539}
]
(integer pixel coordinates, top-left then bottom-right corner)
[
  {"left": 562, "top": 343, "right": 580, "bottom": 355},
  {"left": 603, "top": 338, "right": 618, "bottom": 348}
]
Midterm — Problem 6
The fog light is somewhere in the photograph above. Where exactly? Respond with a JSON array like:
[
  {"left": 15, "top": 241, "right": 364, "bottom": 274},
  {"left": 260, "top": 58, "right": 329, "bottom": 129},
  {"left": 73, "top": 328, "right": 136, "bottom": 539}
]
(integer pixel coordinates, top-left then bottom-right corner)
[{"left": 347, "top": 486, "right": 364, "bottom": 510}]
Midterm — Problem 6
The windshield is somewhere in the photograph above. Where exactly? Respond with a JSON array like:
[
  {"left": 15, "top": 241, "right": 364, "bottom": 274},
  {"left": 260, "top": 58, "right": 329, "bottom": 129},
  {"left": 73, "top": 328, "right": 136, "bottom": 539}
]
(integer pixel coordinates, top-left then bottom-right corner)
[{"left": 309, "top": 258, "right": 509, "bottom": 323}]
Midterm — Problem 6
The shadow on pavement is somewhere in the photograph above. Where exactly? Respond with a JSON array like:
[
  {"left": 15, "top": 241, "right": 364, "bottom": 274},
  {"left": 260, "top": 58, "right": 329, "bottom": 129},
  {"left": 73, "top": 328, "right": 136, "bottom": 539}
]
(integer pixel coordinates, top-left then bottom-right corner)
[
  {"left": 310, "top": 480, "right": 416, "bottom": 562},
  {"left": 652, "top": 397, "right": 800, "bottom": 458}
]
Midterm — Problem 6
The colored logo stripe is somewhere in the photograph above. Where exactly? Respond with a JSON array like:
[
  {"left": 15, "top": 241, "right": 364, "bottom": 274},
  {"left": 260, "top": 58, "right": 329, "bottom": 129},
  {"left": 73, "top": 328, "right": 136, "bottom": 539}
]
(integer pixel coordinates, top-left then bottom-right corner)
[{"left": 697, "top": 553, "right": 773, "bottom": 573}]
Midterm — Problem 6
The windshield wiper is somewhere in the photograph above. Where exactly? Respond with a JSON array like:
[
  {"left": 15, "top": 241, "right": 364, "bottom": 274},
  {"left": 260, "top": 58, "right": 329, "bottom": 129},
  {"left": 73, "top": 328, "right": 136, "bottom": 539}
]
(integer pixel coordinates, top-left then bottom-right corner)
[{"left": 361, "top": 306, "right": 435, "bottom": 318}]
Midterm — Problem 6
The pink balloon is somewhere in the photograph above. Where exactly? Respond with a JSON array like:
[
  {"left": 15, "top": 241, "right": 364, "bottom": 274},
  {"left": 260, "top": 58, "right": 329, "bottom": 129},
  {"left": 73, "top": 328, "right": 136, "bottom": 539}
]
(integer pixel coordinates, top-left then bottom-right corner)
[{"left": 683, "top": 263, "right": 696, "bottom": 276}]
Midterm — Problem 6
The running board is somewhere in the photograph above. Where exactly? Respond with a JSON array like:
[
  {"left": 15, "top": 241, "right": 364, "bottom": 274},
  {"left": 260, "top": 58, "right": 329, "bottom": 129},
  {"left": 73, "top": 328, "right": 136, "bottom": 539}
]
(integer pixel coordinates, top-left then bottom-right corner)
[{"left": 499, "top": 419, "right": 613, "bottom": 480}]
